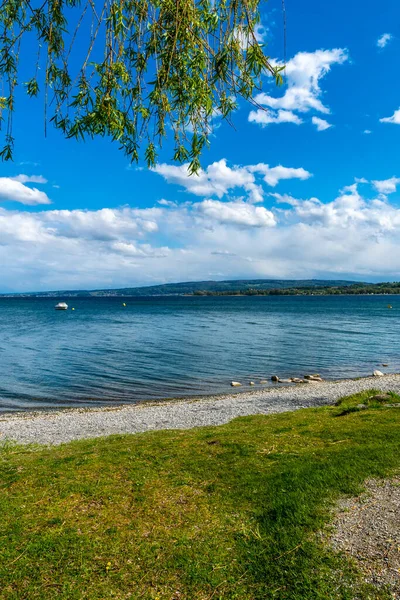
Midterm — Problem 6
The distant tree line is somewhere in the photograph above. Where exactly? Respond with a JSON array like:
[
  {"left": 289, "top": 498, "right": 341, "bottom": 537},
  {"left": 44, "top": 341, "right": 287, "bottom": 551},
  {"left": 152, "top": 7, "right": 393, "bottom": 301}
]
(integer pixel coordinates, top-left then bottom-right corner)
[{"left": 193, "top": 283, "right": 400, "bottom": 296}]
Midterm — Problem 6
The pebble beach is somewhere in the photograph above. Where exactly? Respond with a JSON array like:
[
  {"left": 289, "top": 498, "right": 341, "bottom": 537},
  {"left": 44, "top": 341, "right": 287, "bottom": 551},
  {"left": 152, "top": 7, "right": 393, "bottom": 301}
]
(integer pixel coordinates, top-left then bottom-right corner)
[{"left": 1, "top": 373, "right": 400, "bottom": 446}]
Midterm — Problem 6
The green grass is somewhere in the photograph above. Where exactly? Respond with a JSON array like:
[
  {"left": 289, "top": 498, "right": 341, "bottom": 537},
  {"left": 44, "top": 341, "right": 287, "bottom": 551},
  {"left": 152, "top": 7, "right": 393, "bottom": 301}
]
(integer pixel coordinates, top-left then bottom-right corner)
[{"left": 1, "top": 391, "right": 400, "bottom": 600}]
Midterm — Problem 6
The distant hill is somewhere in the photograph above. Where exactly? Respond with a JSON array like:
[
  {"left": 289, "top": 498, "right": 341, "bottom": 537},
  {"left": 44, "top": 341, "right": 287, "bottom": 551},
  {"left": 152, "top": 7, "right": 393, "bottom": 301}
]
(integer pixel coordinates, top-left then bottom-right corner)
[
  {"left": 2, "top": 279, "right": 365, "bottom": 297},
  {"left": 91, "top": 279, "right": 362, "bottom": 296}
]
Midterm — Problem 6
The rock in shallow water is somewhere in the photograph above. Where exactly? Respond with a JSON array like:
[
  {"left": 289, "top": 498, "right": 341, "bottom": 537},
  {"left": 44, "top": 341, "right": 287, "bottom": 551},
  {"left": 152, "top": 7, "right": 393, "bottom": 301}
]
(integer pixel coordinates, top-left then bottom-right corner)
[
  {"left": 373, "top": 370, "right": 384, "bottom": 377},
  {"left": 231, "top": 381, "right": 242, "bottom": 387}
]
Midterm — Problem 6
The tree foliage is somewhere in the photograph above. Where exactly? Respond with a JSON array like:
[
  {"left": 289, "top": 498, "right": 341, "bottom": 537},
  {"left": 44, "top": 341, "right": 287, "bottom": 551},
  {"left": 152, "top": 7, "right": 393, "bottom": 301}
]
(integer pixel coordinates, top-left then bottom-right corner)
[{"left": 0, "top": 0, "right": 283, "bottom": 171}]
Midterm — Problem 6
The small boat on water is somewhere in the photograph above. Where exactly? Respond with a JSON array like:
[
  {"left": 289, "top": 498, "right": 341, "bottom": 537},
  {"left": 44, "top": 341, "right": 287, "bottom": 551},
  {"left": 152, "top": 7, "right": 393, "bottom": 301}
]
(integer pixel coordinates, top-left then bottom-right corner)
[{"left": 55, "top": 302, "right": 68, "bottom": 310}]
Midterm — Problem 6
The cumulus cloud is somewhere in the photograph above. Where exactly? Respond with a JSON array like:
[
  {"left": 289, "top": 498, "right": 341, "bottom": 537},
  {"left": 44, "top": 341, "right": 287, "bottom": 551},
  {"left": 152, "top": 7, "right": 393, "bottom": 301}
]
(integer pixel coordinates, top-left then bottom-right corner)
[
  {"left": 11, "top": 174, "right": 47, "bottom": 184},
  {"left": 111, "top": 242, "right": 170, "bottom": 258},
  {"left": 290, "top": 186, "right": 364, "bottom": 227},
  {"left": 154, "top": 160, "right": 255, "bottom": 198},
  {"left": 312, "top": 116, "right": 332, "bottom": 131},
  {"left": 195, "top": 200, "right": 276, "bottom": 227},
  {"left": 248, "top": 164, "right": 312, "bottom": 187},
  {"left": 0, "top": 177, "right": 51, "bottom": 205},
  {"left": 42, "top": 207, "right": 160, "bottom": 241},
  {"left": 275, "top": 184, "right": 400, "bottom": 232},
  {"left": 157, "top": 199, "right": 176, "bottom": 207},
  {"left": 153, "top": 159, "right": 312, "bottom": 201},
  {"left": 377, "top": 33, "right": 393, "bottom": 49},
  {"left": 269, "top": 193, "right": 302, "bottom": 207},
  {"left": 380, "top": 108, "right": 400, "bottom": 125},
  {"left": 5, "top": 177, "right": 400, "bottom": 292},
  {"left": 363, "top": 129, "right": 372, "bottom": 134},
  {"left": 250, "top": 48, "right": 348, "bottom": 128},
  {"left": 372, "top": 177, "right": 400, "bottom": 194},
  {"left": 248, "top": 108, "right": 303, "bottom": 127}
]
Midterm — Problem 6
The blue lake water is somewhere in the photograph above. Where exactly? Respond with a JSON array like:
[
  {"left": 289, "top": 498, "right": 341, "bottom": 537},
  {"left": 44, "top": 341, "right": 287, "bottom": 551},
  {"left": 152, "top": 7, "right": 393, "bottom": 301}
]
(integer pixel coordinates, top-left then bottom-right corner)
[{"left": 0, "top": 295, "right": 399, "bottom": 412}]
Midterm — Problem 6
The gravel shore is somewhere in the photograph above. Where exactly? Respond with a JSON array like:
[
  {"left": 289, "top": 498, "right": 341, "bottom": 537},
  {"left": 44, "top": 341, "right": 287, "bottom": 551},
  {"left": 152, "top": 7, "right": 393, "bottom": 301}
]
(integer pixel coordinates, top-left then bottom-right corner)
[
  {"left": 1, "top": 374, "right": 400, "bottom": 446},
  {"left": 328, "top": 477, "right": 400, "bottom": 597}
]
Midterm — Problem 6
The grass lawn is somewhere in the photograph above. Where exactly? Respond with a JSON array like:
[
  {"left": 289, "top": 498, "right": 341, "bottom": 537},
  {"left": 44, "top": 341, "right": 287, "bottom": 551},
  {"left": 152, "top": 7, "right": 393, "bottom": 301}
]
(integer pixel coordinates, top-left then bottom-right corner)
[{"left": 1, "top": 390, "right": 400, "bottom": 599}]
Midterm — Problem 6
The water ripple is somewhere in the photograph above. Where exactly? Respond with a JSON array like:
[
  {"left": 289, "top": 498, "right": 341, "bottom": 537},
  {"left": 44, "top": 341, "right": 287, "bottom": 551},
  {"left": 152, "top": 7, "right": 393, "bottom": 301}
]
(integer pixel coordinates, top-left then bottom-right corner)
[{"left": 0, "top": 295, "right": 399, "bottom": 411}]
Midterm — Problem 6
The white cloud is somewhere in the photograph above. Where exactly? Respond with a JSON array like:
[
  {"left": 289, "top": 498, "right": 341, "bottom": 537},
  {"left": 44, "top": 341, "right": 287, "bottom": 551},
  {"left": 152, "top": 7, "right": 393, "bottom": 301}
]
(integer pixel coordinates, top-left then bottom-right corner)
[
  {"left": 248, "top": 109, "right": 303, "bottom": 126},
  {"left": 5, "top": 180, "right": 400, "bottom": 291},
  {"left": 377, "top": 33, "right": 393, "bottom": 49},
  {"left": 363, "top": 129, "right": 372, "bottom": 134},
  {"left": 157, "top": 199, "right": 176, "bottom": 207},
  {"left": 250, "top": 48, "right": 348, "bottom": 128},
  {"left": 195, "top": 200, "right": 276, "bottom": 227},
  {"left": 380, "top": 108, "right": 400, "bottom": 125},
  {"left": 312, "top": 116, "right": 332, "bottom": 131},
  {"left": 248, "top": 164, "right": 312, "bottom": 187},
  {"left": 269, "top": 193, "right": 302, "bottom": 207},
  {"left": 0, "top": 177, "right": 51, "bottom": 205},
  {"left": 111, "top": 242, "right": 170, "bottom": 258},
  {"left": 371, "top": 177, "right": 400, "bottom": 194},
  {"left": 286, "top": 186, "right": 400, "bottom": 231},
  {"left": 153, "top": 160, "right": 255, "bottom": 199},
  {"left": 153, "top": 159, "right": 312, "bottom": 200},
  {"left": 269, "top": 193, "right": 321, "bottom": 208},
  {"left": 340, "top": 183, "right": 358, "bottom": 194},
  {"left": 42, "top": 207, "right": 160, "bottom": 240},
  {"left": 11, "top": 174, "right": 47, "bottom": 184}
]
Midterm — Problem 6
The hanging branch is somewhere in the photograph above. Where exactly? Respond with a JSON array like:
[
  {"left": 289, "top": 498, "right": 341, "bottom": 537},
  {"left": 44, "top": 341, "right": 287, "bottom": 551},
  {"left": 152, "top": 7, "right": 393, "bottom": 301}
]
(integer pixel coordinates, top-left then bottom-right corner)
[{"left": 0, "top": 0, "right": 284, "bottom": 171}]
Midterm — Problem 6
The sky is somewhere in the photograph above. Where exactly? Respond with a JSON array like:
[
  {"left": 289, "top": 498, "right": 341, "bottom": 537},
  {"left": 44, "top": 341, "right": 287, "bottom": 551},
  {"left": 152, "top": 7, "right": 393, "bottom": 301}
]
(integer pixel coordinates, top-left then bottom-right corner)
[{"left": 1, "top": 0, "right": 400, "bottom": 292}]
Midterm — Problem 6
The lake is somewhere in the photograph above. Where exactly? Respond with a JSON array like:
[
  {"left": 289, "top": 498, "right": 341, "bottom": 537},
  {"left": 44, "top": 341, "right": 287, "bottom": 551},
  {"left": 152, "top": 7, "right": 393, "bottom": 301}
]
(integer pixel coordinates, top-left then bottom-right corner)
[{"left": 0, "top": 295, "right": 399, "bottom": 412}]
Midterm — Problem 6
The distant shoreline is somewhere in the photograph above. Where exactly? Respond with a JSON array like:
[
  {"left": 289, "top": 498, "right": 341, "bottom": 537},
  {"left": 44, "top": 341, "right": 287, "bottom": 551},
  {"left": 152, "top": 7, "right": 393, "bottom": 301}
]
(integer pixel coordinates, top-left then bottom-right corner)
[
  {"left": 1, "top": 277, "right": 400, "bottom": 298},
  {"left": 1, "top": 292, "right": 400, "bottom": 299},
  {"left": 2, "top": 373, "right": 400, "bottom": 445}
]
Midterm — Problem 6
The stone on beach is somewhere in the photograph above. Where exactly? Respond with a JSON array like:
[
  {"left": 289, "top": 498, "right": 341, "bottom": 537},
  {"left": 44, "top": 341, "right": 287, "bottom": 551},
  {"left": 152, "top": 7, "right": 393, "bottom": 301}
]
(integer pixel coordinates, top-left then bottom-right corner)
[
  {"left": 373, "top": 370, "right": 384, "bottom": 377},
  {"left": 304, "top": 375, "right": 323, "bottom": 382},
  {"left": 2, "top": 373, "right": 400, "bottom": 446},
  {"left": 271, "top": 375, "right": 280, "bottom": 382}
]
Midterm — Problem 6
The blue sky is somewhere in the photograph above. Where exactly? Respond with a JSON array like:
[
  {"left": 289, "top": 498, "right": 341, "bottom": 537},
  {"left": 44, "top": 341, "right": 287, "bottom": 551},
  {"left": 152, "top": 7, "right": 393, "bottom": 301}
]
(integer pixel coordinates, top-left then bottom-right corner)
[{"left": 1, "top": 0, "right": 400, "bottom": 292}]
